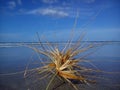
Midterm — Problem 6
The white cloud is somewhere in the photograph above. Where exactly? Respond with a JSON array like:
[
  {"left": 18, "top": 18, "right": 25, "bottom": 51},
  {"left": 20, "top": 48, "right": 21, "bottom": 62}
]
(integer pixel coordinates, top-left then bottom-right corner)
[
  {"left": 23, "top": 6, "right": 96, "bottom": 18},
  {"left": 17, "top": 0, "right": 22, "bottom": 5},
  {"left": 42, "top": 0, "right": 58, "bottom": 4},
  {"left": 26, "top": 8, "right": 68, "bottom": 17},
  {"left": 81, "top": 0, "right": 95, "bottom": 3},
  {"left": 8, "top": 1, "right": 16, "bottom": 9}
]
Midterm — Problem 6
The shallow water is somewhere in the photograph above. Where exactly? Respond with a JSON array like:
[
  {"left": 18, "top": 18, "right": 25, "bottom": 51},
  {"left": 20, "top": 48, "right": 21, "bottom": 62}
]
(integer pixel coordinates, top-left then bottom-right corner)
[{"left": 0, "top": 42, "right": 120, "bottom": 90}]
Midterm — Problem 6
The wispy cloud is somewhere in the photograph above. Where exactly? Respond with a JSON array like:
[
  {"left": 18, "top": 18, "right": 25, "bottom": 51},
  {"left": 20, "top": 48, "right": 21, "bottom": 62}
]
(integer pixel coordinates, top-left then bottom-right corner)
[
  {"left": 17, "top": 0, "right": 22, "bottom": 5},
  {"left": 0, "top": 0, "right": 22, "bottom": 12},
  {"left": 42, "top": 0, "right": 58, "bottom": 4},
  {"left": 82, "top": 0, "right": 95, "bottom": 3},
  {"left": 7, "top": 1, "right": 16, "bottom": 9},
  {"left": 26, "top": 8, "right": 68, "bottom": 17},
  {"left": 3, "top": 0, "right": 100, "bottom": 19},
  {"left": 20, "top": 6, "right": 96, "bottom": 18}
]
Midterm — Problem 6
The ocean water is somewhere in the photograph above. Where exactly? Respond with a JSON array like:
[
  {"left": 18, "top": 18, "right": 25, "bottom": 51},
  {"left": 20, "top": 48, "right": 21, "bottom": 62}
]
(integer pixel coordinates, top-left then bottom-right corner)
[{"left": 0, "top": 42, "right": 120, "bottom": 90}]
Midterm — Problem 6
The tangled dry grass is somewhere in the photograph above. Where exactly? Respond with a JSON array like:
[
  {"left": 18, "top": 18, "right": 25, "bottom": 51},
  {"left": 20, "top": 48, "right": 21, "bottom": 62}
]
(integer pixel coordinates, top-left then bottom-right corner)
[
  {"left": 24, "top": 32, "right": 103, "bottom": 90},
  {"left": 0, "top": 33, "right": 120, "bottom": 90}
]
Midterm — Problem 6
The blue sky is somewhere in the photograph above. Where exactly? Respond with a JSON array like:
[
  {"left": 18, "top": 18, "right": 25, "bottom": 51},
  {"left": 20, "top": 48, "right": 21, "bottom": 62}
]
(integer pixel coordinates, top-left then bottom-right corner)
[{"left": 0, "top": 0, "right": 120, "bottom": 42}]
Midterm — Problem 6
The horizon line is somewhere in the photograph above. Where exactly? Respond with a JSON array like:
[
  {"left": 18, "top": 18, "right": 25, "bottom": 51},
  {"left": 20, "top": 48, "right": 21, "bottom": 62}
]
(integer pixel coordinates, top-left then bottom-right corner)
[{"left": 0, "top": 41, "right": 120, "bottom": 43}]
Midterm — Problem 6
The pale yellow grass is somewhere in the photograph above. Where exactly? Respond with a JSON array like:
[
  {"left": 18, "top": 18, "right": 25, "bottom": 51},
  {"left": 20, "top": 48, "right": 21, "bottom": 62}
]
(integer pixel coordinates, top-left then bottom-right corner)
[{"left": 24, "top": 33, "right": 100, "bottom": 90}]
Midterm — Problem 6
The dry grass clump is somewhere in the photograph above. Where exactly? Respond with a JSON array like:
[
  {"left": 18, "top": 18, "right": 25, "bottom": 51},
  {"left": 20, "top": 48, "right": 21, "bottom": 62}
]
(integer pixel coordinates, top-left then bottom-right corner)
[{"left": 24, "top": 33, "right": 100, "bottom": 90}]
